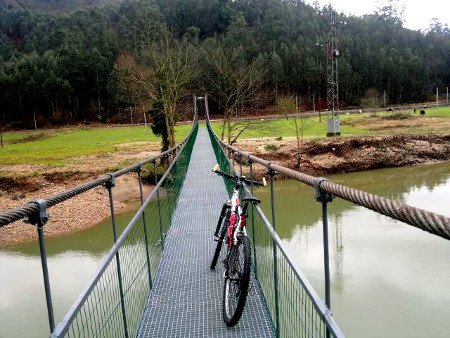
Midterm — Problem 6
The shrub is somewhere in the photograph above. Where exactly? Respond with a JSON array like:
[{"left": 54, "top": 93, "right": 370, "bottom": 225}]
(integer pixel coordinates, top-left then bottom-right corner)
[{"left": 264, "top": 143, "right": 278, "bottom": 152}]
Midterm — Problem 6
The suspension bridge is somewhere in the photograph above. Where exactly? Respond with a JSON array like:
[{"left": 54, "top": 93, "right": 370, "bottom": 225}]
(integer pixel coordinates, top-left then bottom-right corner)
[{"left": 0, "top": 96, "right": 449, "bottom": 338}]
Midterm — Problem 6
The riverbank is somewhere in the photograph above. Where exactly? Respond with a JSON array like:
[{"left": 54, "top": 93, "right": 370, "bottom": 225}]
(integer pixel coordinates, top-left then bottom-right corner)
[
  {"left": 1, "top": 131, "right": 449, "bottom": 245},
  {"left": 235, "top": 133, "right": 450, "bottom": 178},
  {"left": 0, "top": 144, "right": 160, "bottom": 246},
  {"left": 0, "top": 174, "right": 153, "bottom": 246}
]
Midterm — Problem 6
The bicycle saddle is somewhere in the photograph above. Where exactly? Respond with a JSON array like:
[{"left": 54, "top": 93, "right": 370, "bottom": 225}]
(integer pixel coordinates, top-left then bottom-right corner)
[{"left": 242, "top": 193, "right": 261, "bottom": 205}]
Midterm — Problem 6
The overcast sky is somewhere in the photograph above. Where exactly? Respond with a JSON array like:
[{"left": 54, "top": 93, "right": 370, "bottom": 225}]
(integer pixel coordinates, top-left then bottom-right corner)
[{"left": 305, "top": 0, "right": 450, "bottom": 31}]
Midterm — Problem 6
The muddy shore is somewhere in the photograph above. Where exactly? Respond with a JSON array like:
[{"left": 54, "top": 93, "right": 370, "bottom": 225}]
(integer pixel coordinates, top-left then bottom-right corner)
[
  {"left": 0, "top": 174, "right": 153, "bottom": 246},
  {"left": 235, "top": 133, "right": 450, "bottom": 178},
  {"left": 1, "top": 133, "right": 449, "bottom": 245}
]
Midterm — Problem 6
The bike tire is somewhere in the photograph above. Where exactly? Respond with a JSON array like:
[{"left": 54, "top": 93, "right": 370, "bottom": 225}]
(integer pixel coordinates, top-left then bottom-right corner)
[
  {"left": 210, "top": 210, "right": 230, "bottom": 270},
  {"left": 222, "top": 235, "right": 251, "bottom": 327}
]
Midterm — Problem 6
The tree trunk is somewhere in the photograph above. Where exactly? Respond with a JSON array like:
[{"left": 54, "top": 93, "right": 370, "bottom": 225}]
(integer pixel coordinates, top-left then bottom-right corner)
[
  {"left": 221, "top": 119, "right": 226, "bottom": 141},
  {"left": 164, "top": 113, "right": 172, "bottom": 148},
  {"left": 166, "top": 106, "right": 176, "bottom": 148},
  {"left": 169, "top": 124, "right": 175, "bottom": 148},
  {"left": 227, "top": 112, "right": 232, "bottom": 144}
]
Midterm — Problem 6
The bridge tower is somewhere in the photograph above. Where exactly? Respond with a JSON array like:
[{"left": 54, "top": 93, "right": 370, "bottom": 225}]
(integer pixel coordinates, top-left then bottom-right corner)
[{"left": 326, "top": 5, "right": 341, "bottom": 136}]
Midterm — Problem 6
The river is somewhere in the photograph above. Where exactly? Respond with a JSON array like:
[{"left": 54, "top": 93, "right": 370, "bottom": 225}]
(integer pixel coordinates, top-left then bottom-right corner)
[
  {"left": 256, "top": 161, "right": 450, "bottom": 337},
  {"left": 0, "top": 162, "right": 449, "bottom": 337}
]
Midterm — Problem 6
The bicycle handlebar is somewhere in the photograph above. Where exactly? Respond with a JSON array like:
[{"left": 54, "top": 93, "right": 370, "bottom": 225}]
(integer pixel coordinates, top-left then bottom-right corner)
[{"left": 212, "top": 164, "right": 266, "bottom": 187}]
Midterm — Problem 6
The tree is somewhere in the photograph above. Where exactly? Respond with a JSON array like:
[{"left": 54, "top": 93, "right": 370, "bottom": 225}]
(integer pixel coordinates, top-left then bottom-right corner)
[
  {"left": 149, "top": 96, "right": 170, "bottom": 151},
  {"left": 277, "top": 95, "right": 312, "bottom": 168},
  {"left": 108, "top": 52, "right": 154, "bottom": 123},
  {"left": 203, "top": 41, "right": 265, "bottom": 143},
  {"left": 144, "top": 30, "right": 197, "bottom": 147}
]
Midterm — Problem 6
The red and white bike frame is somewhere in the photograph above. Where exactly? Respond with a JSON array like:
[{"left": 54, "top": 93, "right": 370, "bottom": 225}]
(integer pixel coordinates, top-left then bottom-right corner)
[{"left": 227, "top": 188, "right": 247, "bottom": 247}]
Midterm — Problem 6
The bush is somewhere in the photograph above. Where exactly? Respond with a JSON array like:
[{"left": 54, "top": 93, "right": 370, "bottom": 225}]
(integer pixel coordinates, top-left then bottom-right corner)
[
  {"left": 383, "top": 112, "right": 411, "bottom": 120},
  {"left": 264, "top": 143, "right": 278, "bottom": 152}
]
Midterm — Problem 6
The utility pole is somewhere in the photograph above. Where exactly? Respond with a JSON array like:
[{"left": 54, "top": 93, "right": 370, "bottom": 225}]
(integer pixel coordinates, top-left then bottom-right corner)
[
  {"left": 447, "top": 87, "right": 448, "bottom": 105},
  {"left": 313, "top": 93, "right": 316, "bottom": 115},
  {"left": 436, "top": 87, "right": 439, "bottom": 107},
  {"left": 33, "top": 111, "right": 37, "bottom": 130},
  {"left": 326, "top": 5, "right": 340, "bottom": 136},
  {"left": 383, "top": 91, "right": 386, "bottom": 108}
]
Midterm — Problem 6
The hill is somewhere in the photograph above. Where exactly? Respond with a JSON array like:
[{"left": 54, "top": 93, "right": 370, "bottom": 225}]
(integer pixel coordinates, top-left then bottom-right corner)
[
  {"left": 0, "top": 0, "right": 448, "bottom": 128},
  {"left": 0, "top": 0, "right": 116, "bottom": 13}
]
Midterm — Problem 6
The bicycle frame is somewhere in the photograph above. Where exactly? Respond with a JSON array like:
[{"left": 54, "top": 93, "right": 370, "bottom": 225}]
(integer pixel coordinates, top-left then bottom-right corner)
[{"left": 227, "top": 183, "right": 248, "bottom": 248}]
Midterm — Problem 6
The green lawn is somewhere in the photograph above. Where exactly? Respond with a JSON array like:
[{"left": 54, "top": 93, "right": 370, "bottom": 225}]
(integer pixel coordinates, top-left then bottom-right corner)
[
  {"left": 210, "top": 106, "right": 450, "bottom": 140},
  {"left": 0, "top": 124, "right": 191, "bottom": 165},
  {"left": 1, "top": 106, "right": 448, "bottom": 165},
  {"left": 1, "top": 131, "right": 40, "bottom": 143}
]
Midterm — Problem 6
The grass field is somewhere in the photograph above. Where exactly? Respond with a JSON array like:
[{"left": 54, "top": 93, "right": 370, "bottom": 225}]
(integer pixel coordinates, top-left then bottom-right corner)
[
  {"left": 0, "top": 124, "right": 192, "bottom": 165},
  {"left": 1, "top": 106, "right": 448, "bottom": 166},
  {"left": 210, "top": 106, "right": 450, "bottom": 139}
]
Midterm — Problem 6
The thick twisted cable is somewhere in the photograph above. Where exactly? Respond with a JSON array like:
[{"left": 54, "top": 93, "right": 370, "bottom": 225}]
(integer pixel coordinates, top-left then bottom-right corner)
[{"left": 218, "top": 139, "right": 450, "bottom": 241}]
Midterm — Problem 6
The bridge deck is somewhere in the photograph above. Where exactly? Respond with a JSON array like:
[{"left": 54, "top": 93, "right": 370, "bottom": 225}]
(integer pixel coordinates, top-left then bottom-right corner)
[{"left": 137, "top": 128, "right": 275, "bottom": 337}]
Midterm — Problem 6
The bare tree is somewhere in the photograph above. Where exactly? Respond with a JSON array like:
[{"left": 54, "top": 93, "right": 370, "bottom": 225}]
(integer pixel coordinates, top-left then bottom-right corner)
[
  {"left": 277, "top": 95, "right": 313, "bottom": 167},
  {"left": 111, "top": 28, "right": 196, "bottom": 147},
  {"left": 145, "top": 31, "right": 197, "bottom": 147},
  {"left": 204, "top": 44, "right": 265, "bottom": 143},
  {"left": 110, "top": 52, "right": 155, "bottom": 122}
]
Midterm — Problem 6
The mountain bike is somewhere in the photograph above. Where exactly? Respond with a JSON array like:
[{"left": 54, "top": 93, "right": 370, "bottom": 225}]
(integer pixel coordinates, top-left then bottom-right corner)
[{"left": 211, "top": 164, "right": 266, "bottom": 327}]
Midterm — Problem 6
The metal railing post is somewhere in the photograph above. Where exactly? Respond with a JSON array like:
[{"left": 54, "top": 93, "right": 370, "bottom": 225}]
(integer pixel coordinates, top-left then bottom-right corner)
[
  {"left": 105, "top": 176, "right": 129, "bottom": 338},
  {"left": 268, "top": 168, "right": 281, "bottom": 337},
  {"left": 153, "top": 160, "right": 165, "bottom": 250},
  {"left": 136, "top": 166, "right": 153, "bottom": 289},
  {"left": 249, "top": 159, "right": 257, "bottom": 275},
  {"left": 314, "top": 177, "right": 334, "bottom": 338},
  {"left": 29, "top": 199, "right": 55, "bottom": 334}
]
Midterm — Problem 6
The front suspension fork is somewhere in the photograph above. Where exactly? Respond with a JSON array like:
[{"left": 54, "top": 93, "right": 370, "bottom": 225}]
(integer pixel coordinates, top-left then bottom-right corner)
[{"left": 214, "top": 202, "right": 230, "bottom": 239}]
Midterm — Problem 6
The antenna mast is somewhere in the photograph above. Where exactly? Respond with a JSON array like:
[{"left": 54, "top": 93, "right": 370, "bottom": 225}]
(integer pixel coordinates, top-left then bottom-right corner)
[{"left": 326, "top": 5, "right": 341, "bottom": 136}]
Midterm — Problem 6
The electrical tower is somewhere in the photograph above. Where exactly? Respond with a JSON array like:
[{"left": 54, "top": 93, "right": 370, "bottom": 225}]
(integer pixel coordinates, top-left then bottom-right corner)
[{"left": 326, "top": 5, "right": 341, "bottom": 136}]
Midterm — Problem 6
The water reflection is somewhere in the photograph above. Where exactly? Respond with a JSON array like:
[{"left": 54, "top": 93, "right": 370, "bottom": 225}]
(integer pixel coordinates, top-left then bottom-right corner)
[
  {"left": 256, "top": 162, "right": 450, "bottom": 337},
  {"left": 1, "top": 162, "right": 449, "bottom": 337},
  {"left": 0, "top": 207, "right": 138, "bottom": 338}
]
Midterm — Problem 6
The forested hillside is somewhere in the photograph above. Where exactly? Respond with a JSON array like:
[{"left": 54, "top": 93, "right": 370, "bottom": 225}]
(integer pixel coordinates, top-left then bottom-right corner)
[{"left": 0, "top": 0, "right": 449, "bottom": 129}]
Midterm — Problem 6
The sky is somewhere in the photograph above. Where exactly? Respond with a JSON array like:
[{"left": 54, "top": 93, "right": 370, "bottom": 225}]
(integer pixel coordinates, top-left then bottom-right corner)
[{"left": 305, "top": 0, "right": 450, "bottom": 31}]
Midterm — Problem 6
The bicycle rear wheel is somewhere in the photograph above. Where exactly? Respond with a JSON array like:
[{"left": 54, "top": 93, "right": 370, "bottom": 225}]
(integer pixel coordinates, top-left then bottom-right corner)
[
  {"left": 222, "top": 235, "right": 251, "bottom": 327},
  {"left": 210, "top": 209, "right": 230, "bottom": 270}
]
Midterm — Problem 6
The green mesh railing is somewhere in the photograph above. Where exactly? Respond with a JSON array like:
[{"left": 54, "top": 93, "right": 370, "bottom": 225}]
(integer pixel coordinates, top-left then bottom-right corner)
[
  {"left": 207, "top": 124, "right": 234, "bottom": 196},
  {"left": 205, "top": 110, "right": 343, "bottom": 337},
  {"left": 51, "top": 123, "right": 198, "bottom": 338}
]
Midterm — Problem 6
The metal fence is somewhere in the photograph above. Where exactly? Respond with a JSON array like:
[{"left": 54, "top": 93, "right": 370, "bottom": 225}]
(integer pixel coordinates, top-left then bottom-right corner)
[
  {"left": 205, "top": 97, "right": 344, "bottom": 338},
  {"left": 205, "top": 93, "right": 450, "bottom": 337},
  {"left": 0, "top": 114, "right": 198, "bottom": 336},
  {"left": 51, "top": 121, "right": 198, "bottom": 337}
]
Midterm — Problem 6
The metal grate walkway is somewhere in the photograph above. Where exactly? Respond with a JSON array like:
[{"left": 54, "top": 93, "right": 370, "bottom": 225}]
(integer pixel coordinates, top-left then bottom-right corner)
[{"left": 137, "top": 128, "right": 275, "bottom": 337}]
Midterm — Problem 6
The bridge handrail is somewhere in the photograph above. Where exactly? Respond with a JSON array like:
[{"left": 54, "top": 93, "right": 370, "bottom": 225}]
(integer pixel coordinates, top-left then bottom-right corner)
[
  {"left": 51, "top": 119, "right": 199, "bottom": 337},
  {"left": 216, "top": 145, "right": 450, "bottom": 241},
  {"left": 205, "top": 110, "right": 450, "bottom": 241},
  {"left": 204, "top": 96, "right": 344, "bottom": 337},
  {"left": 0, "top": 119, "right": 197, "bottom": 228}
]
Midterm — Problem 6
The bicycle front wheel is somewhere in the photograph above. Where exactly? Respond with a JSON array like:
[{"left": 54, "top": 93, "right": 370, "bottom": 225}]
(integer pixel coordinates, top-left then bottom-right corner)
[{"left": 223, "top": 235, "right": 251, "bottom": 327}]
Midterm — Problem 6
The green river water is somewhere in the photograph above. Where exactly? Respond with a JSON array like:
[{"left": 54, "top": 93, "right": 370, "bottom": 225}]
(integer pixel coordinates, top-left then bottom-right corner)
[{"left": 0, "top": 162, "right": 449, "bottom": 337}]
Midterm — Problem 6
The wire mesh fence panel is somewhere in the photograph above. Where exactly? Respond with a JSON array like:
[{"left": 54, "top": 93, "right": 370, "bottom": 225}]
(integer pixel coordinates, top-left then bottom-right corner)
[
  {"left": 206, "top": 118, "right": 343, "bottom": 338},
  {"left": 52, "top": 123, "right": 198, "bottom": 338}
]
